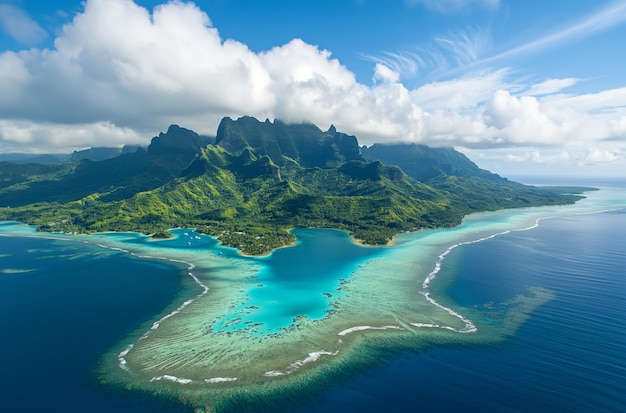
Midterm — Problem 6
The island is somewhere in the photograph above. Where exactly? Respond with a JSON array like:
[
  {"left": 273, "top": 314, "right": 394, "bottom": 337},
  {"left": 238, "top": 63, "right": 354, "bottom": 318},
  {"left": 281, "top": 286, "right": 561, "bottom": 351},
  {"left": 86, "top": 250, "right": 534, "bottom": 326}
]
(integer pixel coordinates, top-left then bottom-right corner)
[
  {"left": 0, "top": 115, "right": 586, "bottom": 255},
  {"left": 0, "top": 116, "right": 595, "bottom": 411}
]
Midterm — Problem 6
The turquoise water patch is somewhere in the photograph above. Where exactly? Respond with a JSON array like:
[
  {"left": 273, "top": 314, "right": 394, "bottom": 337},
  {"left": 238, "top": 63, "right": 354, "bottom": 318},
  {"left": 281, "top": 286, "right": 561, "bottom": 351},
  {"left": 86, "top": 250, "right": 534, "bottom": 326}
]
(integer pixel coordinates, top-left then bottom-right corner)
[
  {"left": 102, "top": 228, "right": 220, "bottom": 250},
  {"left": 213, "top": 228, "right": 386, "bottom": 336},
  {"left": 3, "top": 187, "right": 625, "bottom": 412},
  {"left": 92, "top": 226, "right": 388, "bottom": 337}
]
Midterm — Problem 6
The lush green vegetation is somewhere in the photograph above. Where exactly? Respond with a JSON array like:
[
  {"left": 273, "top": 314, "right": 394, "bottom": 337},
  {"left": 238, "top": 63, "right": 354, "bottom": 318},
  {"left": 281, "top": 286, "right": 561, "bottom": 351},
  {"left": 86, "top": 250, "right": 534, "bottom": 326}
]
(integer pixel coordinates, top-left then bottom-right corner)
[{"left": 0, "top": 116, "right": 588, "bottom": 255}]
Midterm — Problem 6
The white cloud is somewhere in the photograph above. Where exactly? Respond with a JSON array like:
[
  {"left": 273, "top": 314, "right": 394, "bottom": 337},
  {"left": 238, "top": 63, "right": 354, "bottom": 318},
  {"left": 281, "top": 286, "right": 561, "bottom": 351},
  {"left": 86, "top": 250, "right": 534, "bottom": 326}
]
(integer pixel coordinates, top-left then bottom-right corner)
[
  {"left": 362, "top": 50, "right": 421, "bottom": 79},
  {"left": 0, "top": 120, "right": 144, "bottom": 153},
  {"left": 0, "top": 4, "right": 48, "bottom": 46},
  {"left": 0, "top": 0, "right": 275, "bottom": 140},
  {"left": 498, "top": 150, "right": 572, "bottom": 164},
  {"left": 544, "top": 87, "right": 626, "bottom": 112},
  {"left": 363, "top": 27, "right": 489, "bottom": 80},
  {"left": 584, "top": 148, "right": 624, "bottom": 164},
  {"left": 0, "top": 0, "right": 625, "bottom": 179},
  {"left": 373, "top": 63, "right": 400, "bottom": 83},
  {"left": 258, "top": 38, "right": 373, "bottom": 133},
  {"left": 433, "top": 27, "right": 490, "bottom": 65},
  {"left": 525, "top": 78, "right": 578, "bottom": 96},
  {"left": 411, "top": 69, "right": 507, "bottom": 111},
  {"left": 483, "top": 90, "right": 567, "bottom": 145},
  {"left": 485, "top": 1, "right": 626, "bottom": 64},
  {"left": 530, "top": 150, "right": 572, "bottom": 163},
  {"left": 0, "top": 51, "right": 30, "bottom": 97}
]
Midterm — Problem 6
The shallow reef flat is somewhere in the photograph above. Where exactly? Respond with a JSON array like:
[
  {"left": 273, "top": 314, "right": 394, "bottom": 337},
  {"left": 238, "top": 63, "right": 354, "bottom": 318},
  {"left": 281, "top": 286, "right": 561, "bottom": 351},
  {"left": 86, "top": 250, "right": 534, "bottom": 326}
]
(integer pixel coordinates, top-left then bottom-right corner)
[{"left": 3, "top": 187, "right": 624, "bottom": 412}]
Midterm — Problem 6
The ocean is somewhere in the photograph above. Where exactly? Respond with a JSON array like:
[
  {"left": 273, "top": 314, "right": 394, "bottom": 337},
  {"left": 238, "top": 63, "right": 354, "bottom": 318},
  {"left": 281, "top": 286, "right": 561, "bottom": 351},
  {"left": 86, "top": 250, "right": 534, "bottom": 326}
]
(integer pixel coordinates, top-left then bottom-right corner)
[
  {"left": 0, "top": 231, "right": 190, "bottom": 412},
  {"left": 298, "top": 203, "right": 626, "bottom": 412},
  {"left": 1, "top": 185, "right": 625, "bottom": 412}
]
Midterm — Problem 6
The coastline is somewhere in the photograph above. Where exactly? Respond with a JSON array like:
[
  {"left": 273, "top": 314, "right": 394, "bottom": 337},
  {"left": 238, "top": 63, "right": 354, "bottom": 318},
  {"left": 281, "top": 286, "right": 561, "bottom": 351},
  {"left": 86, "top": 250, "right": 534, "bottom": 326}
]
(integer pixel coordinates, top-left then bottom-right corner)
[{"left": 2, "top": 187, "right": 624, "bottom": 411}]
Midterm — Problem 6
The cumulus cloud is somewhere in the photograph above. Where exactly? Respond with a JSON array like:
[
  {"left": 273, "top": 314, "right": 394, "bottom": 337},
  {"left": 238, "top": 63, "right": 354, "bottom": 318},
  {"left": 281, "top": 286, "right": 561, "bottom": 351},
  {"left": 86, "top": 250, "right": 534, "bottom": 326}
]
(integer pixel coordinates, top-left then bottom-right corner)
[
  {"left": 411, "top": 69, "right": 507, "bottom": 111},
  {"left": 0, "top": 0, "right": 274, "bottom": 127},
  {"left": 0, "top": 120, "right": 144, "bottom": 153},
  {"left": 0, "top": 4, "right": 48, "bottom": 46},
  {"left": 584, "top": 148, "right": 624, "bottom": 164},
  {"left": 483, "top": 90, "right": 566, "bottom": 145},
  {"left": 373, "top": 64, "right": 400, "bottom": 83},
  {"left": 0, "top": 0, "right": 625, "bottom": 177}
]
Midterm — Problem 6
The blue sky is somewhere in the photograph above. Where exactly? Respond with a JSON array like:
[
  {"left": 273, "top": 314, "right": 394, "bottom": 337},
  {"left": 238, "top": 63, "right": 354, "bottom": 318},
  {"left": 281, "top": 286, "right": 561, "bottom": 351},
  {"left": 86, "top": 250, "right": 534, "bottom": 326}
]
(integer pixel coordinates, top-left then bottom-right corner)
[{"left": 1, "top": 0, "right": 625, "bottom": 178}]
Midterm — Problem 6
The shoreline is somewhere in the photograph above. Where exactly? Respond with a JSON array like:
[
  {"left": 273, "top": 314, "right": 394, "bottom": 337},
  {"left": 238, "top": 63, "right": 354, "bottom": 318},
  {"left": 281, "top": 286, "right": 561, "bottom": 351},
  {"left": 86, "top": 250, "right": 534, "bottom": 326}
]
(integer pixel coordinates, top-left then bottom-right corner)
[
  {"left": 2, "top": 187, "right": 624, "bottom": 410},
  {"left": 6, "top": 185, "right": 594, "bottom": 257}
]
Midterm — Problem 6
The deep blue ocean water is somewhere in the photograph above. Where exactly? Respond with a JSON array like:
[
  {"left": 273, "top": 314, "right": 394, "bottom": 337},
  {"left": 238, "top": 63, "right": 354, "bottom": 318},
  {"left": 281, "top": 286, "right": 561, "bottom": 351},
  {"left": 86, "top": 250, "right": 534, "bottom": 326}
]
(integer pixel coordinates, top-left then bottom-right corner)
[
  {"left": 299, "top": 207, "right": 626, "bottom": 412},
  {"left": 0, "top": 233, "right": 189, "bottom": 412},
  {"left": 1, "top": 203, "right": 625, "bottom": 412}
]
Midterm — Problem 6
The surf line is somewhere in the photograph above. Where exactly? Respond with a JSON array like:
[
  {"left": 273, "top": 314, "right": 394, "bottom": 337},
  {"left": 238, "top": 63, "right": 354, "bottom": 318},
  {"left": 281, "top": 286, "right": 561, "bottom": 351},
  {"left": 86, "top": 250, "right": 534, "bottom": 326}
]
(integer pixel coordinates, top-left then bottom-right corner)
[
  {"left": 99, "top": 253, "right": 209, "bottom": 375},
  {"left": 412, "top": 207, "right": 626, "bottom": 335},
  {"left": 0, "top": 228, "right": 211, "bottom": 378},
  {"left": 6, "top": 206, "right": 623, "bottom": 382},
  {"left": 414, "top": 218, "right": 555, "bottom": 334},
  {"left": 335, "top": 210, "right": 604, "bottom": 341},
  {"left": 264, "top": 232, "right": 509, "bottom": 377},
  {"left": 76, "top": 238, "right": 216, "bottom": 383},
  {"left": 99, "top": 205, "right": 626, "bottom": 381},
  {"left": 333, "top": 230, "right": 518, "bottom": 341},
  {"left": 25, "top": 235, "right": 213, "bottom": 374}
]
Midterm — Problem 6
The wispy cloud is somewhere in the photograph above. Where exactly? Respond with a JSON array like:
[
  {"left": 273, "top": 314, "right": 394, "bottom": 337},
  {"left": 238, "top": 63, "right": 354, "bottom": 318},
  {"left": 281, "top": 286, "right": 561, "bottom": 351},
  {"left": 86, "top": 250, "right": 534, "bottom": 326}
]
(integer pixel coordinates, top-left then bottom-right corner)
[
  {"left": 369, "top": 1, "right": 626, "bottom": 83},
  {"left": 525, "top": 78, "right": 579, "bottom": 96},
  {"left": 363, "top": 27, "right": 489, "bottom": 80},
  {"left": 1, "top": 0, "right": 625, "bottom": 177},
  {"left": 362, "top": 50, "right": 421, "bottom": 79},
  {"left": 433, "top": 28, "right": 490, "bottom": 65},
  {"left": 407, "top": 0, "right": 500, "bottom": 14},
  {"left": 486, "top": 0, "right": 626, "bottom": 63},
  {"left": 0, "top": 4, "right": 48, "bottom": 46}
]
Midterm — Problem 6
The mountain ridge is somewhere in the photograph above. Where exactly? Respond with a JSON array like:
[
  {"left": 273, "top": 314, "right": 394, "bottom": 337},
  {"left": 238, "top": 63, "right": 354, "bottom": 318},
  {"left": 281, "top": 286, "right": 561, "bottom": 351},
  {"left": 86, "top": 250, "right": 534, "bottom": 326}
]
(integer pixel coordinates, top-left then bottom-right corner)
[{"left": 0, "top": 116, "right": 589, "bottom": 254}]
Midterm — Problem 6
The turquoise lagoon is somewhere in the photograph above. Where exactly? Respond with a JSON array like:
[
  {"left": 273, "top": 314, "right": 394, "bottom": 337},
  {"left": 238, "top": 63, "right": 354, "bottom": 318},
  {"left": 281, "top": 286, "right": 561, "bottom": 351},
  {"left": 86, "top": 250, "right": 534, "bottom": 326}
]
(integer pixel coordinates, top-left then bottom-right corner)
[{"left": 1, "top": 184, "right": 625, "bottom": 411}]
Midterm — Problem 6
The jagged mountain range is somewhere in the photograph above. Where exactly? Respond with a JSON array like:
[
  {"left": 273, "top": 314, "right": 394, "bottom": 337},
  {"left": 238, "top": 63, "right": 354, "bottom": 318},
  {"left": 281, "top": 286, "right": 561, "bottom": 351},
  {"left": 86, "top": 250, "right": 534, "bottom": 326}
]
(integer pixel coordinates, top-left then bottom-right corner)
[{"left": 0, "top": 116, "right": 586, "bottom": 254}]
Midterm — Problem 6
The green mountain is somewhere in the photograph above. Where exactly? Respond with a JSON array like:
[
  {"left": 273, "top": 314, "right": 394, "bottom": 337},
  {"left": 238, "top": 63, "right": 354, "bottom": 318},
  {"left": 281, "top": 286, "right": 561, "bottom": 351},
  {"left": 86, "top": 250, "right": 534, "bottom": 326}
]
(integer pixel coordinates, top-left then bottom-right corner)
[
  {"left": 0, "top": 153, "right": 70, "bottom": 164},
  {"left": 362, "top": 143, "right": 492, "bottom": 182},
  {"left": 70, "top": 145, "right": 145, "bottom": 162},
  {"left": 0, "top": 116, "right": 587, "bottom": 254},
  {"left": 1, "top": 125, "right": 210, "bottom": 206},
  {"left": 361, "top": 143, "right": 581, "bottom": 215},
  {"left": 215, "top": 116, "right": 361, "bottom": 168}
]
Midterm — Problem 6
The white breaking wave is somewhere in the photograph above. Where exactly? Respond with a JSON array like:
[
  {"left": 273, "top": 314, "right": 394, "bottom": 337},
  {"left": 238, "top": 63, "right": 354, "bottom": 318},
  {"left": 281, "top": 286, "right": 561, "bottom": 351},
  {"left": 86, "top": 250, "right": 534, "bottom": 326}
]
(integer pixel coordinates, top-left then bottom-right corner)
[
  {"left": 10, "top": 229, "right": 216, "bottom": 375},
  {"left": 337, "top": 325, "right": 402, "bottom": 337},
  {"left": 264, "top": 350, "right": 340, "bottom": 377},
  {"left": 150, "top": 375, "right": 193, "bottom": 384},
  {"left": 412, "top": 217, "right": 569, "bottom": 335},
  {"left": 263, "top": 370, "right": 285, "bottom": 377},
  {"left": 117, "top": 344, "right": 134, "bottom": 371},
  {"left": 6, "top": 201, "right": 624, "bottom": 385},
  {"left": 204, "top": 377, "right": 238, "bottom": 384}
]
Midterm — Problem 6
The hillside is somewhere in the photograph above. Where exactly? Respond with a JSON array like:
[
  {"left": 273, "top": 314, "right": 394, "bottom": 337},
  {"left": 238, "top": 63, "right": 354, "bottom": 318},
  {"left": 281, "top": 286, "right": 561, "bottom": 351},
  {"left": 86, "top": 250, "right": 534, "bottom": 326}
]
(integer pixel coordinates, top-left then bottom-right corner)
[
  {"left": 361, "top": 143, "right": 582, "bottom": 214},
  {"left": 0, "top": 116, "right": 586, "bottom": 254}
]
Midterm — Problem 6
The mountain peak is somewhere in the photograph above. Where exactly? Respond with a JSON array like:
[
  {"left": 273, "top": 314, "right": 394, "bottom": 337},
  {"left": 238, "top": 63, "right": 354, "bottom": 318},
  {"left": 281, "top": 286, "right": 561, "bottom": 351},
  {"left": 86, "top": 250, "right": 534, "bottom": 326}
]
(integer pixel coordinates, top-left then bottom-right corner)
[
  {"left": 215, "top": 116, "right": 362, "bottom": 168},
  {"left": 148, "top": 124, "right": 207, "bottom": 158},
  {"left": 0, "top": 115, "right": 587, "bottom": 255}
]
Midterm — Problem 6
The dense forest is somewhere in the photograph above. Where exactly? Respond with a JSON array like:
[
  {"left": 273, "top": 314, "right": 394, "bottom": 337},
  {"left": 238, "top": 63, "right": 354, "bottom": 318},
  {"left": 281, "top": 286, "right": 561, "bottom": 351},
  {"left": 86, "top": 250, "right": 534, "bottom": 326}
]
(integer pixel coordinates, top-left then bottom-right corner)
[{"left": 0, "top": 116, "right": 588, "bottom": 254}]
